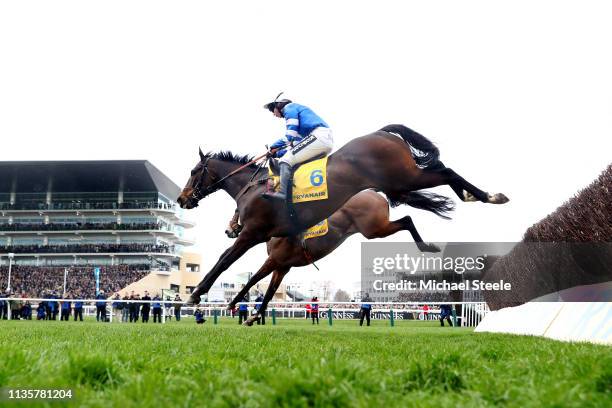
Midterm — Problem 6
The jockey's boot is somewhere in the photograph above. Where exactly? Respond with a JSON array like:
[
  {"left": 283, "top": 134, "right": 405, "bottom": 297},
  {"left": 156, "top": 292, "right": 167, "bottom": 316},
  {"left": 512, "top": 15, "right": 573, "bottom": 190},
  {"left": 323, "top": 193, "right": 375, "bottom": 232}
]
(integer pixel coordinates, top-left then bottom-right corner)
[{"left": 262, "top": 162, "right": 291, "bottom": 202}]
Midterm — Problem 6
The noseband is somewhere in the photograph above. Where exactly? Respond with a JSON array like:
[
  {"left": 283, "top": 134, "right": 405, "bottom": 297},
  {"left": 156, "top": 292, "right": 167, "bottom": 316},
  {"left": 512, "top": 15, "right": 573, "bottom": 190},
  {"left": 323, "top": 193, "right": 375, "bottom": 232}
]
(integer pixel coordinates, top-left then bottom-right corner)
[{"left": 190, "top": 157, "right": 215, "bottom": 201}]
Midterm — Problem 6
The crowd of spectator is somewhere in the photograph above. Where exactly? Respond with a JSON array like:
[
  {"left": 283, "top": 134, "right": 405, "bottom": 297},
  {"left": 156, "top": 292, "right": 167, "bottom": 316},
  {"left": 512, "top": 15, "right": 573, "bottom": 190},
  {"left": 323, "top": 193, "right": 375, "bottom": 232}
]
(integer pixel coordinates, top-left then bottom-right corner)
[
  {"left": 0, "top": 201, "right": 176, "bottom": 212},
  {"left": 0, "top": 290, "right": 448, "bottom": 324},
  {"left": 111, "top": 292, "right": 184, "bottom": 323},
  {"left": 0, "top": 290, "right": 184, "bottom": 323},
  {"left": 0, "top": 243, "right": 173, "bottom": 254},
  {"left": 0, "top": 264, "right": 150, "bottom": 298},
  {"left": 0, "top": 222, "right": 162, "bottom": 232},
  {"left": 0, "top": 289, "right": 77, "bottom": 321}
]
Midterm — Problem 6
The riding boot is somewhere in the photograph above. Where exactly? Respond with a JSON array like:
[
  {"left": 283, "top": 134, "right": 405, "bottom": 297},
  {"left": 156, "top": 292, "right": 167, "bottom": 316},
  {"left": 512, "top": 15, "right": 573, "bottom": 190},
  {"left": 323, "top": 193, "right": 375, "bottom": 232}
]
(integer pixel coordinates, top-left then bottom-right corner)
[{"left": 262, "top": 162, "right": 292, "bottom": 202}]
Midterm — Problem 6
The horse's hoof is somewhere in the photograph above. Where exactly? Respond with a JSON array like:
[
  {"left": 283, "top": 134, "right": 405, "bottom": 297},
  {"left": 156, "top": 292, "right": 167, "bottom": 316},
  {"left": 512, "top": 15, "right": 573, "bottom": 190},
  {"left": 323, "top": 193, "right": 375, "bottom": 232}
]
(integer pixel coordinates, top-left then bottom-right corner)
[
  {"left": 242, "top": 319, "right": 255, "bottom": 327},
  {"left": 488, "top": 193, "right": 510, "bottom": 204},
  {"left": 418, "top": 243, "right": 441, "bottom": 253},
  {"left": 186, "top": 294, "right": 201, "bottom": 306}
]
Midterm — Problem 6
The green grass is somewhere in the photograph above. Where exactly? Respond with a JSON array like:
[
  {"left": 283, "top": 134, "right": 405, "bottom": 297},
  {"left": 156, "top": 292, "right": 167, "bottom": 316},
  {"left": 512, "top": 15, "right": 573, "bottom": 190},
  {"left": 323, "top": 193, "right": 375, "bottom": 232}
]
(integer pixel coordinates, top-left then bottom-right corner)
[{"left": 0, "top": 318, "right": 610, "bottom": 408}]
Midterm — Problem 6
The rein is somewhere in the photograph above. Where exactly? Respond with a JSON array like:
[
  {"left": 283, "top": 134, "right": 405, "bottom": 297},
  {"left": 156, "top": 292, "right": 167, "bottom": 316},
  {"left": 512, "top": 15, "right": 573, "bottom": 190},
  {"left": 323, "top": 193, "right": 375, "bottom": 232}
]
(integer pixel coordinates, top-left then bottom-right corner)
[{"left": 192, "top": 147, "right": 282, "bottom": 201}]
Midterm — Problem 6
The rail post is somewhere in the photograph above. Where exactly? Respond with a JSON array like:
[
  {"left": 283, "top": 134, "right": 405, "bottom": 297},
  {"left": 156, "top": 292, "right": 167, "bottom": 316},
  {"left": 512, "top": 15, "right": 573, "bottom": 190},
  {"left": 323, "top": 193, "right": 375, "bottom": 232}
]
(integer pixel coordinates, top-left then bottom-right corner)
[
  {"left": 272, "top": 308, "right": 276, "bottom": 325},
  {"left": 213, "top": 308, "right": 218, "bottom": 324},
  {"left": 327, "top": 308, "right": 333, "bottom": 326},
  {"left": 452, "top": 306, "right": 458, "bottom": 327},
  {"left": 390, "top": 309, "right": 395, "bottom": 327}
]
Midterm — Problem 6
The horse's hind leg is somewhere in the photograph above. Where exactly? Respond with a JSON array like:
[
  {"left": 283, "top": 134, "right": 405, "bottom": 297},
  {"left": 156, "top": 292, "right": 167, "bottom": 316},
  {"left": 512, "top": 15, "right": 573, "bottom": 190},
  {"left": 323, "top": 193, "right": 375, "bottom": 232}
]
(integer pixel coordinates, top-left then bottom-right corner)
[
  {"left": 244, "top": 267, "right": 290, "bottom": 326},
  {"left": 228, "top": 257, "right": 278, "bottom": 310},
  {"left": 411, "top": 166, "right": 509, "bottom": 204},
  {"left": 355, "top": 212, "right": 440, "bottom": 252},
  {"left": 442, "top": 168, "right": 502, "bottom": 203},
  {"left": 365, "top": 216, "right": 440, "bottom": 253},
  {"left": 397, "top": 216, "right": 440, "bottom": 252}
]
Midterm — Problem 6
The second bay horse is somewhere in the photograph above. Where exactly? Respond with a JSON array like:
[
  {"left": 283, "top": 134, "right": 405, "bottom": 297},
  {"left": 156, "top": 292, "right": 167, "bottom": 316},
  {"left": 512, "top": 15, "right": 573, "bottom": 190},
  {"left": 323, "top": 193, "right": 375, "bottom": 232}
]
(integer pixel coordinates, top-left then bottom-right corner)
[{"left": 226, "top": 189, "right": 443, "bottom": 325}]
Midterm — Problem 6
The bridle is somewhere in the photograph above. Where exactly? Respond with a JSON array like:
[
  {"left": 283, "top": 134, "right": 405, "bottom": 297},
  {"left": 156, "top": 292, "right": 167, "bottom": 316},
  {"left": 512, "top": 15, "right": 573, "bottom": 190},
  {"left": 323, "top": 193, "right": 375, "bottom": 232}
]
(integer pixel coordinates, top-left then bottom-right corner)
[
  {"left": 190, "top": 157, "right": 213, "bottom": 202},
  {"left": 189, "top": 148, "right": 282, "bottom": 203}
]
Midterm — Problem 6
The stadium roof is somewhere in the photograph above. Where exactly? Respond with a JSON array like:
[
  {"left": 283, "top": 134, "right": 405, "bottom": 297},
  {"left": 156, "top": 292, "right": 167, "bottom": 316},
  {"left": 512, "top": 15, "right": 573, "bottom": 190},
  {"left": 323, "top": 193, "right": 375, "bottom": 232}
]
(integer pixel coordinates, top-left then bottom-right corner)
[{"left": 0, "top": 161, "right": 180, "bottom": 199}]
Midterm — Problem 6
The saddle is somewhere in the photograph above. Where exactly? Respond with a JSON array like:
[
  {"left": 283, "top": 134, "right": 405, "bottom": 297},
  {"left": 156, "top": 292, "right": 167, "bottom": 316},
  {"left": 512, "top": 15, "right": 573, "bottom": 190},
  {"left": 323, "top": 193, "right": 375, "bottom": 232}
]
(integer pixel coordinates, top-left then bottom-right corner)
[
  {"left": 268, "top": 153, "right": 326, "bottom": 176},
  {"left": 267, "top": 154, "right": 330, "bottom": 205}
]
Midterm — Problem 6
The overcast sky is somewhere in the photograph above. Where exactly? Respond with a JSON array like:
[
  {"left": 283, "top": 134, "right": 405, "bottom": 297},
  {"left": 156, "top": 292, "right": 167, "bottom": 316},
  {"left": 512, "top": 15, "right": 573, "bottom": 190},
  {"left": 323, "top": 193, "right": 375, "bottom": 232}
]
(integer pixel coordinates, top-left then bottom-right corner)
[{"left": 1, "top": 1, "right": 610, "bottom": 294}]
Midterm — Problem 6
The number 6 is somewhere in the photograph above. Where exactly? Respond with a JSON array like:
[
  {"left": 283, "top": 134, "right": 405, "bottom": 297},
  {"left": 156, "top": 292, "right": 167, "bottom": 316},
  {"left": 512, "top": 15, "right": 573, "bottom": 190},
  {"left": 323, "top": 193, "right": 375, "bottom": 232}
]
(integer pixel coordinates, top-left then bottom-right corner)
[{"left": 310, "top": 170, "right": 323, "bottom": 186}]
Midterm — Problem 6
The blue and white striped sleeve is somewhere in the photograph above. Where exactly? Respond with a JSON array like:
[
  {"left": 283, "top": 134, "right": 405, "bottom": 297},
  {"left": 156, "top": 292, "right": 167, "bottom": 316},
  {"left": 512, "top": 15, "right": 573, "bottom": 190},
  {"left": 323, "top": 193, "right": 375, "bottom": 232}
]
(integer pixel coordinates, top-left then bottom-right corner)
[{"left": 283, "top": 106, "right": 300, "bottom": 142}]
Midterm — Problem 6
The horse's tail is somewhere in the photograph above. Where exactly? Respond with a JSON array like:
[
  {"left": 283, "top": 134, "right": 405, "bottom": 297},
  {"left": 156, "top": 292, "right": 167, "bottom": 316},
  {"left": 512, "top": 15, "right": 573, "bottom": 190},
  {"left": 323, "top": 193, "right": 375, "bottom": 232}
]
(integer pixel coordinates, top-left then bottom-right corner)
[
  {"left": 380, "top": 124, "right": 440, "bottom": 168},
  {"left": 387, "top": 190, "right": 455, "bottom": 219}
]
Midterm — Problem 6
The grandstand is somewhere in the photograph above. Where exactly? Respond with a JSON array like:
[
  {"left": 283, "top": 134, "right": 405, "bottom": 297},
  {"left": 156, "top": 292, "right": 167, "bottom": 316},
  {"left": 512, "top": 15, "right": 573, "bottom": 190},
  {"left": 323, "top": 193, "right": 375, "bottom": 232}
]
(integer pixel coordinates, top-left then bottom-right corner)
[{"left": 0, "top": 161, "right": 201, "bottom": 298}]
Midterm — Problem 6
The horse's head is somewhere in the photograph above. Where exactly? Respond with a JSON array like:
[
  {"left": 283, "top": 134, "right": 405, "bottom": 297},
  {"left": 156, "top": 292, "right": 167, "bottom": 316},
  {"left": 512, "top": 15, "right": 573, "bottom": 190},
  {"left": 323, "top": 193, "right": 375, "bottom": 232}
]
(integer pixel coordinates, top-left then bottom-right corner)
[
  {"left": 177, "top": 148, "right": 218, "bottom": 209},
  {"left": 177, "top": 149, "right": 257, "bottom": 209}
]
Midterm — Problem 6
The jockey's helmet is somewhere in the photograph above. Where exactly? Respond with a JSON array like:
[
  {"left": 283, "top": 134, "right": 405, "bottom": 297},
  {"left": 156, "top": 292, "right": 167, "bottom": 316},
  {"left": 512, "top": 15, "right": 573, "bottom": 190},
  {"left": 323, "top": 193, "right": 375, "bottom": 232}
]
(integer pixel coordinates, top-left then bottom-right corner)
[
  {"left": 264, "top": 99, "right": 292, "bottom": 112},
  {"left": 264, "top": 92, "right": 292, "bottom": 112}
]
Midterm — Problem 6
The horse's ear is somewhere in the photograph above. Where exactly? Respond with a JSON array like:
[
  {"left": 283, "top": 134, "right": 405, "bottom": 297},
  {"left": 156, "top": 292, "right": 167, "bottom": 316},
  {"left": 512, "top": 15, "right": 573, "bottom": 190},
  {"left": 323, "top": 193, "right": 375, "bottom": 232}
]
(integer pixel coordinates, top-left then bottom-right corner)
[{"left": 198, "top": 147, "right": 205, "bottom": 161}]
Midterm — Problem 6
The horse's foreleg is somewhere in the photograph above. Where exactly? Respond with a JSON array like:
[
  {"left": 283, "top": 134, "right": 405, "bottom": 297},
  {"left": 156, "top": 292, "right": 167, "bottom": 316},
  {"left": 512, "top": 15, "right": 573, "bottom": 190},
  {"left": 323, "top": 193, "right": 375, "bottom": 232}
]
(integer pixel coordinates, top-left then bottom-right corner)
[
  {"left": 228, "top": 257, "right": 278, "bottom": 310},
  {"left": 187, "top": 232, "right": 261, "bottom": 305},
  {"left": 244, "top": 267, "right": 290, "bottom": 326}
]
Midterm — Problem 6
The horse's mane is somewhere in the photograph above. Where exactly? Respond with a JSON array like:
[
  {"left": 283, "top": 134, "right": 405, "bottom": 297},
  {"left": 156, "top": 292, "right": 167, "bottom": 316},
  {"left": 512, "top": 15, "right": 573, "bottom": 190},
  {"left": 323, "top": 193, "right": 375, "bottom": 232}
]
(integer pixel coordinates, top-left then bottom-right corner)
[{"left": 206, "top": 150, "right": 257, "bottom": 168}]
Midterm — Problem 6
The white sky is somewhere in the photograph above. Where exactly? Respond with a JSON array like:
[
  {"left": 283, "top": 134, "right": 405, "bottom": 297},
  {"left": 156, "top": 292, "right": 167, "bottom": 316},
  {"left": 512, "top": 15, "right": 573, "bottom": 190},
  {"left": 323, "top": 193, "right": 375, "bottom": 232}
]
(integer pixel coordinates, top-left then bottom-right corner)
[{"left": 1, "top": 1, "right": 611, "bottom": 294}]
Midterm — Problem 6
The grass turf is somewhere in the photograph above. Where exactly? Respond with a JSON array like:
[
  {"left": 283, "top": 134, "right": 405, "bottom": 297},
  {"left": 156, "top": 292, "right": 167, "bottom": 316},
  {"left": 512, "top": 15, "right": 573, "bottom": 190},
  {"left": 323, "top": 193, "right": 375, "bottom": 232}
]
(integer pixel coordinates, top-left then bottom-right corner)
[{"left": 0, "top": 318, "right": 610, "bottom": 408}]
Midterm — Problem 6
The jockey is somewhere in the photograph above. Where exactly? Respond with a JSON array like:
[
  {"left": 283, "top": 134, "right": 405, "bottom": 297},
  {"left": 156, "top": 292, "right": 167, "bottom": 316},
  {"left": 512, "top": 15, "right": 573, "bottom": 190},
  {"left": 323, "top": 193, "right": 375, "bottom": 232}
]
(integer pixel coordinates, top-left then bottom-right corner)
[{"left": 262, "top": 94, "right": 333, "bottom": 203}]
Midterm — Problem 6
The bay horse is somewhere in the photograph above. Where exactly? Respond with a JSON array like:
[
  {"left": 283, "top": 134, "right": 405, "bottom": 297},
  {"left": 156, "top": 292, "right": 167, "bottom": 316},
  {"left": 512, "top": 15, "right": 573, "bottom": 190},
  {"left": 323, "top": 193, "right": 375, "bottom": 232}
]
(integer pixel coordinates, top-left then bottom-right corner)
[
  {"left": 225, "top": 189, "right": 443, "bottom": 325},
  {"left": 177, "top": 124, "right": 509, "bottom": 305}
]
